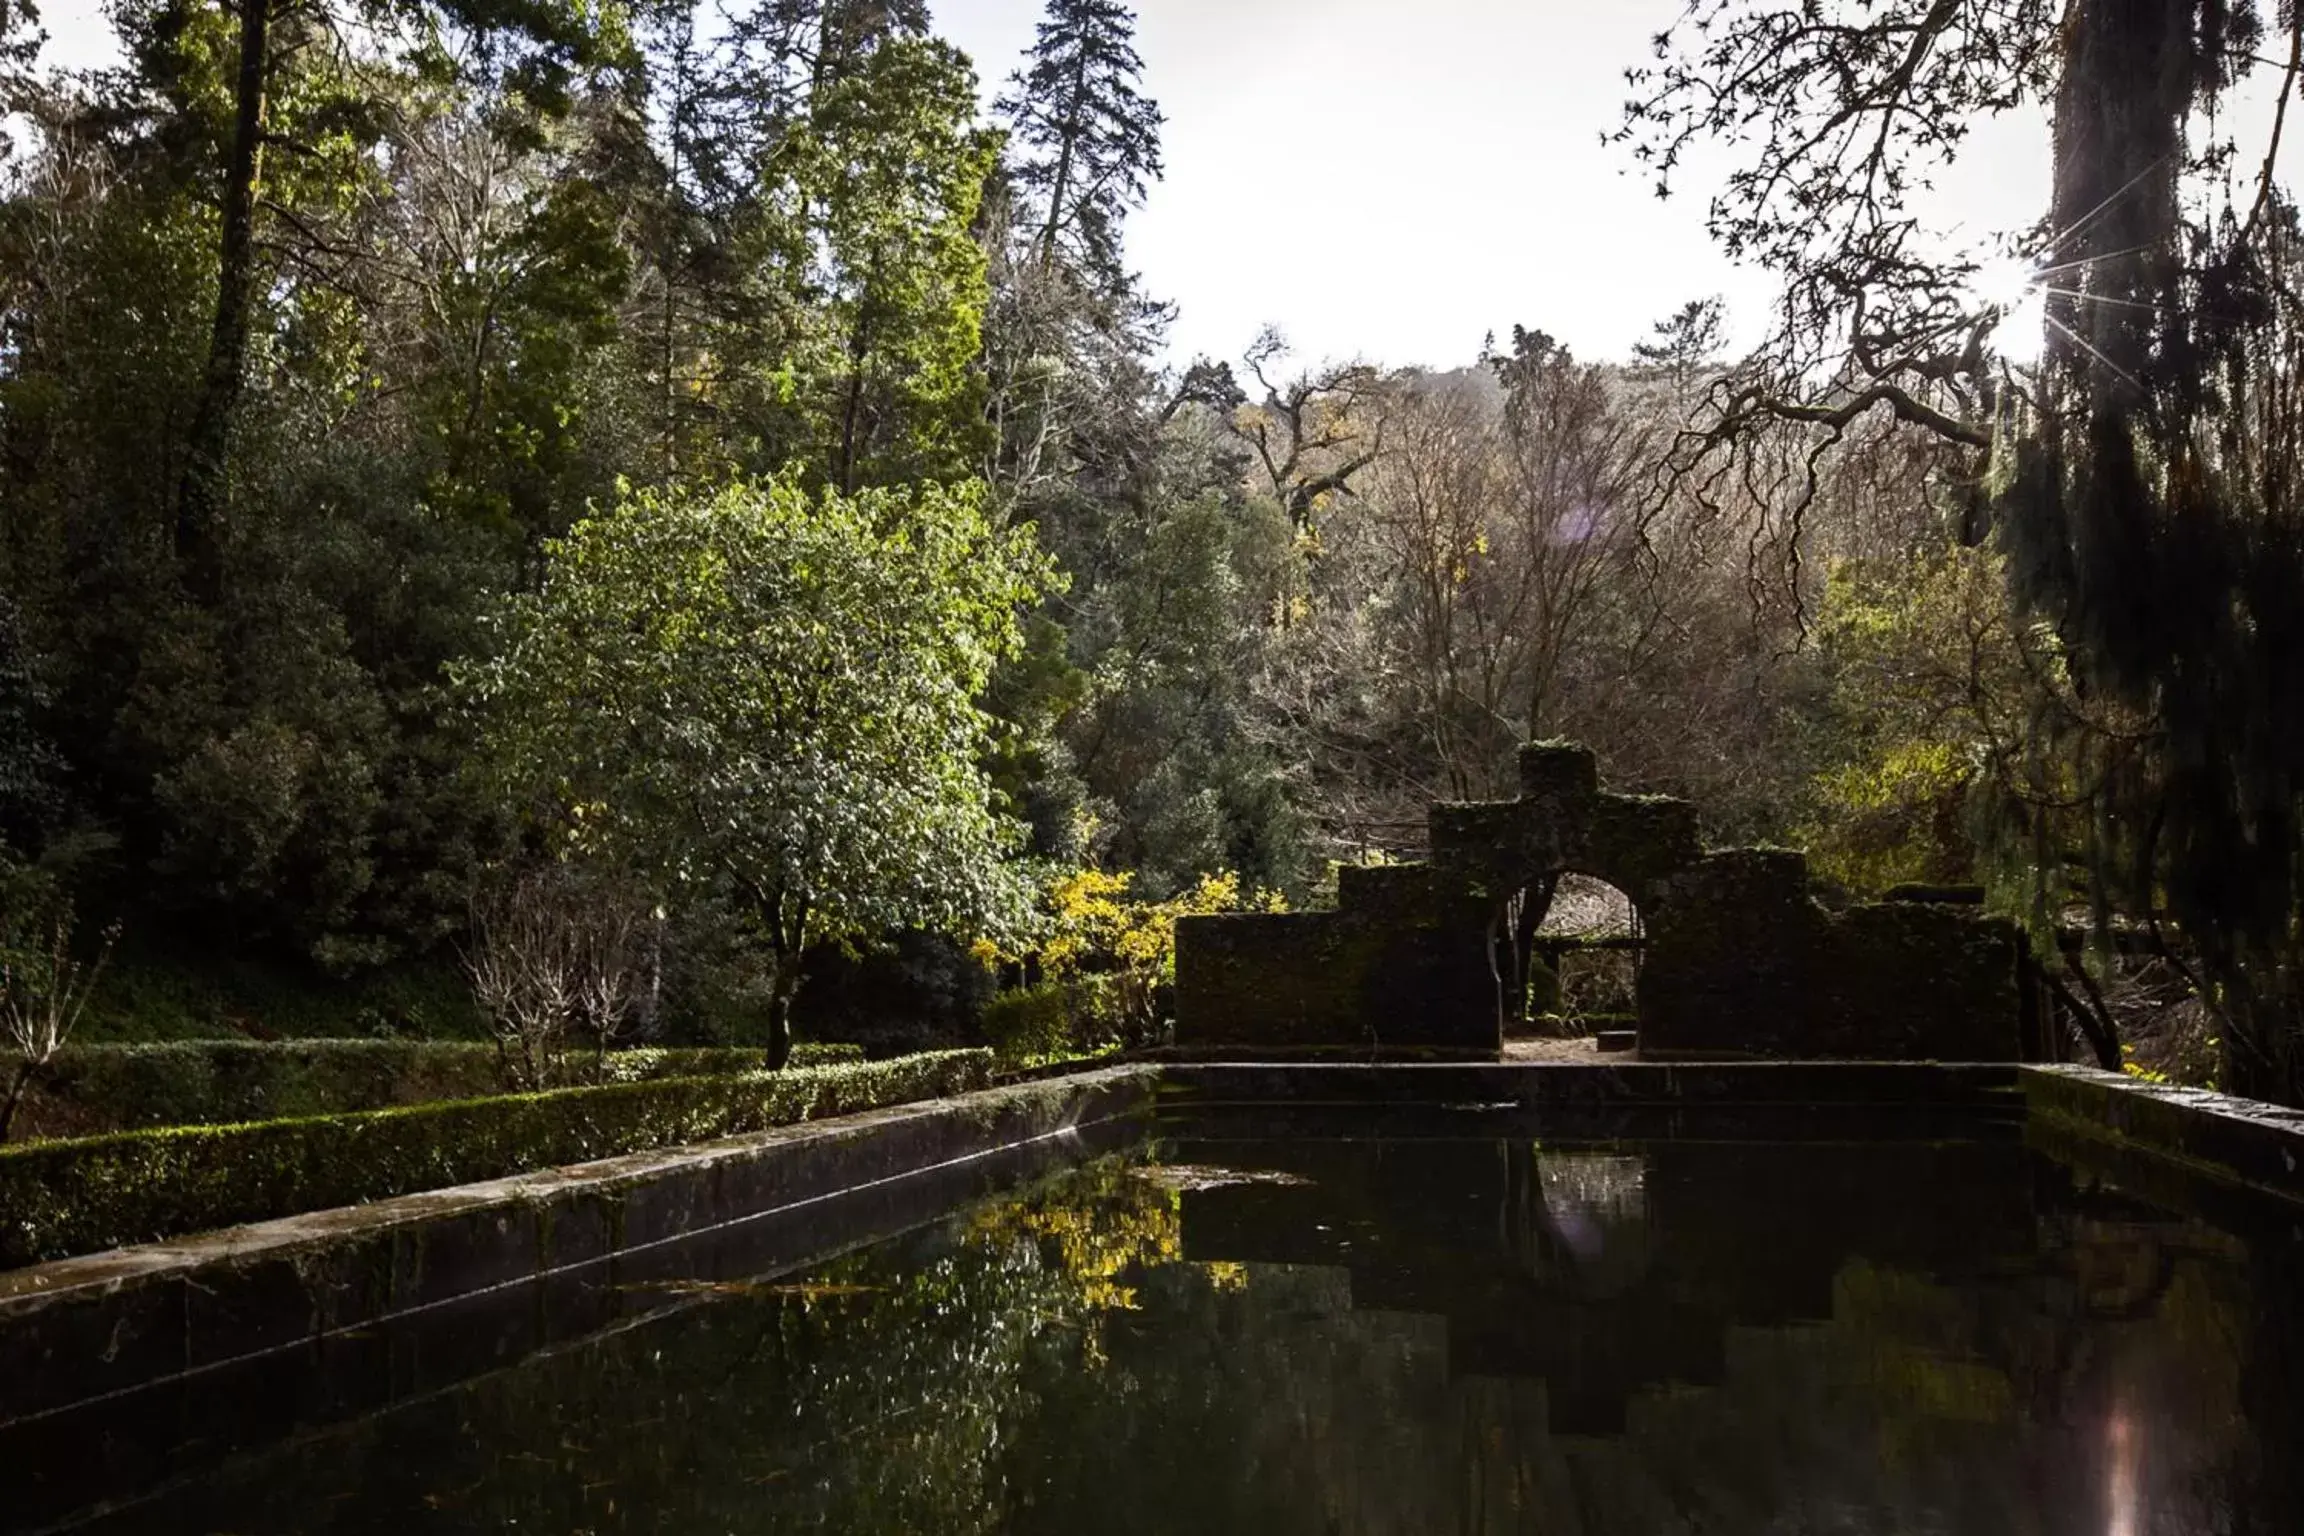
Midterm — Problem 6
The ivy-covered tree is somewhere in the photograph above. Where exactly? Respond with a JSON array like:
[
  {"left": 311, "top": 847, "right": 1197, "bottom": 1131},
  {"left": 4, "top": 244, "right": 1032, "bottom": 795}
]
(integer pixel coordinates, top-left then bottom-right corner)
[
  {"left": 458, "top": 476, "right": 1052, "bottom": 1064},
  {"left": 1621, "top": 0, "right": 2304, "bottom": 1101}
]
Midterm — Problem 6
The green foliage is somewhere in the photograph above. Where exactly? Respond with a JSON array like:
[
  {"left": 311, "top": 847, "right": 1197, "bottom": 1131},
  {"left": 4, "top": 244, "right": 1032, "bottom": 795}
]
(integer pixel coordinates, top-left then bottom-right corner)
[
  {"left": 0, "top": 1047, "right": 991, "bottom": 1265},
  {"left": 979, "top": 979, "right": 1075, "bottom": 1063},
  {"left": 458, "top": 475, "right": 1050, "bottom": 1057},
  {"left": 717, "top": 35, "right": 998, "bottom": 492},
  {"left": 1796, "top": 550, "right": 2043, "bottom": 895},
  {"left": 30, "top": 0, "right": 2255, "bottom": 1095},
  {"left": 71, "top": 948, "right": 480, "bottom": 1043},
  {"left": 11, "top": 1038, "right": 865, "bottom": 1140}
]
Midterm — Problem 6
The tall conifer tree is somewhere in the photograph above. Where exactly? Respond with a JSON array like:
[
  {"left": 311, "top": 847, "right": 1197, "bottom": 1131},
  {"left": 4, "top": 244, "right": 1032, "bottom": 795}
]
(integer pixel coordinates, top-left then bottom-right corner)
[{"left": 994, "top": 0, "right": 1162, "bottom": 294}]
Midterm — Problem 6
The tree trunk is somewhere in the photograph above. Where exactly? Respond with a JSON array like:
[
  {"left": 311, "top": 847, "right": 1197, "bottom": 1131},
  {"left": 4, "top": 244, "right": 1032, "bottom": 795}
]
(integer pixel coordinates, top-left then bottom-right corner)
[
  {"left": 175, "top": 0, "right": 273, "bottom": 598},
  {"left": 0, "top": 1060, "right": 35, "bottom": 1144},
  {"left": 834, "top": 266, "right": 880, "bottom": 494},
  {"left": 766, "top": 975, "right": 797, "bottom": 1070},
  {"left": 1036, "top": 52, "right": 1087, "bottom": 262},
  {"left": 1507, "top": 874, "right": 1557, "bottom": 1027},
  {"left": 2043, "top": 0, "right": 2191, "bottom": 403}
]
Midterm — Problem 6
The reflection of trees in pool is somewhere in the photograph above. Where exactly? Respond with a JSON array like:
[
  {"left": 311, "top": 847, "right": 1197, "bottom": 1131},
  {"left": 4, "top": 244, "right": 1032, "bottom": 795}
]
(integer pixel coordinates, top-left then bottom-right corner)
[
  {"left": 72, "top": 1145, "right": 2304, "bottom": 1536},
  {"left": 999, "top": 1140, "right": 2296, "bottom": 1536},
  {"left": 78, "top": 1158, "right": 1182, "bottom": 1535}
]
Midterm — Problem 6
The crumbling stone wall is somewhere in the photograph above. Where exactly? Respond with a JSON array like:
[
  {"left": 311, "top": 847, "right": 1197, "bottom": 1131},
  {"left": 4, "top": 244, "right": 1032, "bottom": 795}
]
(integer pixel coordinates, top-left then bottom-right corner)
[{"left": 1174, "top": 742, "right": 2026, "bottom": 1060}]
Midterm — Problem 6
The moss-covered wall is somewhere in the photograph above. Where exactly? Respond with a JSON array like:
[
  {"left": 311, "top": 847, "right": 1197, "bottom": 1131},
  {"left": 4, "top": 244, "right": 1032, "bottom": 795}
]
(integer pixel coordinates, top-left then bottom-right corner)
[
  {"left": 1172, "top": 910, "right": 1497, "bottom": 1053},
  {"left": 1175, "top": 741, "right": 2026, "bottom": 1061},
  {"left": 1637, "top": 853, "right": 2023, "bottom": 1061},
  {"left": 1639, "top": 850, "right": 1817, "bottom": 1056}
]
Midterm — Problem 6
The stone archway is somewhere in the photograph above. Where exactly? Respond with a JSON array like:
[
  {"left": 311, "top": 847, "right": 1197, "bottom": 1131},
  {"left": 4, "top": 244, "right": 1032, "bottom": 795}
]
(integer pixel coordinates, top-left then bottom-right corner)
[
  {"left": 1420, "top": 743, "right": 1703, "bottom": 1044},
  {"left": 1174, "top": 741, "right": 2031, "bottom": 1061}
]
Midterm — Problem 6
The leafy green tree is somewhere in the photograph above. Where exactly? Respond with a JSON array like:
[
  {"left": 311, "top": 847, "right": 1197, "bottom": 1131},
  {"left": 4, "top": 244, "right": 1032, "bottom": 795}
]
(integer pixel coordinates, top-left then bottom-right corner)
[
  {"left": 383, "top": 99, "right": 637, "bottom": 547},
  {"left": 1796, "top": 550, "right": 2030, "bottom": 894},
  {"left": 710, "top": 34, "right": 996, "bottom": 493},
  {"left": 154, "top": 0, "right": 622, "bottom": 594},
  {"left": 459, "top": 476, "right": 1052, "bottom": 1064}
]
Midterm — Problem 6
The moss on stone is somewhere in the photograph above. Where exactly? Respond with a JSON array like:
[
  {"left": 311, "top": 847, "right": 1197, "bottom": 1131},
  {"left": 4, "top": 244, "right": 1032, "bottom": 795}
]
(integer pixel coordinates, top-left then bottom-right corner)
[
  {"left": 0, "top": 1049, "right": 989, "bottom": 1268},
  {"left": 1176, "top": 739, "right": 2028, "bottom": 1065},
  {"left": 10, "top": 1040, "right": 865, "bottom": 1142}
]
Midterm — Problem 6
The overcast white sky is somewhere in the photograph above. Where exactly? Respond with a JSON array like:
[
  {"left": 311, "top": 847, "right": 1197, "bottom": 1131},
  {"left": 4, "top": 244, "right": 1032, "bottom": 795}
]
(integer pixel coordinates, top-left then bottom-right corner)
[{"left": 34, "top": 0, "right": 2062, "bottom": 370}]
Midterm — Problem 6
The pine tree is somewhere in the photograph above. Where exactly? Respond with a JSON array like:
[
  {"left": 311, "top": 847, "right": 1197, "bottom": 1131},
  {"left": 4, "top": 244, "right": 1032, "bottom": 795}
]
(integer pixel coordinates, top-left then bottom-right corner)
[
  {"left": 994, "top": 0, "right": 1163, "bottom": 293},
  {"left": 1628, "top": 297, "right": 1725, "bottom": 401}
]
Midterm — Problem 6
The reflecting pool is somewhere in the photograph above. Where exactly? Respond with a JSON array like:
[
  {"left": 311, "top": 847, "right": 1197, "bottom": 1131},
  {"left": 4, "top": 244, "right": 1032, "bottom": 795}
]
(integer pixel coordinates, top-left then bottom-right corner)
[{"left": 25, "top": 1118, "right": 2304, "bottom": 1533}]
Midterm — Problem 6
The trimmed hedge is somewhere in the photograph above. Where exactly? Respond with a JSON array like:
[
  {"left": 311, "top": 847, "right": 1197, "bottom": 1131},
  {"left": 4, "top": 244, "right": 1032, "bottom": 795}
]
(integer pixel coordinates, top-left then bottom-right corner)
[
  {"left": 13, "top": 1039, "right": 867, "bottom": 1141},
  {"left": 0, "top": 1049, "right": 991, "bottom": 1268}
]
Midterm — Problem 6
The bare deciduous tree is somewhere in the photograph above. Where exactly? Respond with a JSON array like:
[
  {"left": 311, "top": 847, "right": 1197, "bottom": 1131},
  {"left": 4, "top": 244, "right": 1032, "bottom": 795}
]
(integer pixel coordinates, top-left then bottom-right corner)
[
  {"left": 464, "top": 864, "right": 658, "bottom": 1090},
  {"left": 0, "top": 910, "right": 117, "bottom": 1142}
]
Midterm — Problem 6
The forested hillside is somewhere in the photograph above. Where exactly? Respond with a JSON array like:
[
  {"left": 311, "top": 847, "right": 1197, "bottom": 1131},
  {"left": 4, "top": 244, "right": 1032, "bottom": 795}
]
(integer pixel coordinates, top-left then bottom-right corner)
[{"left": 0, "top": 0, "right": 2297, "bottom": 1098}]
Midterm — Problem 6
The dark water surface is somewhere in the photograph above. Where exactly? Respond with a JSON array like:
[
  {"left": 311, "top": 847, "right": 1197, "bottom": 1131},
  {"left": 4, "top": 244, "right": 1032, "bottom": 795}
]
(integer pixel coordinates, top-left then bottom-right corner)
[{"left": 34, "top": 1118, "right": 2304, "bottom": 1534}]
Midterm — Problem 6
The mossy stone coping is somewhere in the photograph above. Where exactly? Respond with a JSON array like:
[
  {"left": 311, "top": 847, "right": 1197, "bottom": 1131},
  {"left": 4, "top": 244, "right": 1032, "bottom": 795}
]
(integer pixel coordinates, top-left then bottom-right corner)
[{"left": 0, "top": 1049, "right": 989, "bottom": 1268}]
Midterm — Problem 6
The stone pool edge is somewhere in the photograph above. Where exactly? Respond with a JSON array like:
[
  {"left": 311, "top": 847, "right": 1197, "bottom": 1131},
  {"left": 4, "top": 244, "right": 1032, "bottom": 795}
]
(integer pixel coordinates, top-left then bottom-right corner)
[
  {"left": 2020, "top": 1062, "right": 2304, "bottom": 1208},
  {"left": 0, "top": 1065, "right": 1158, "bottom": 1429},
  {"left": 10, "top": 1056, "right": 2304, "bottom": 1436}
]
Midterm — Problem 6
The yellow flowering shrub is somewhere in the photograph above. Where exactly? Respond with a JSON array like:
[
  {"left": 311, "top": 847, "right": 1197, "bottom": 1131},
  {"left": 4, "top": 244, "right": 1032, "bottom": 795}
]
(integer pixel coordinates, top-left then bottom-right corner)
[{"left": 976, "top": 868, "right": 1286, "bottom": 1059}]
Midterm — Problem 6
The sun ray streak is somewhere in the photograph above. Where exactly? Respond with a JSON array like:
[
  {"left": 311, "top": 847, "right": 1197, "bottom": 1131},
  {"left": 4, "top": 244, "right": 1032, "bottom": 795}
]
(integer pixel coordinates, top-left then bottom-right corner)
[
  {"left": 2040, "top": 286, "right": 2162, "bottom": 313},
  {"left": 2031, "top": 245, "right": 2155, "bottom": 283},
  {"left": 2036, "top": 155, "right": 2174, "bottom": 264},
  {"left": 2045, "top": 313, "right": 2146, "bottom": 394}
]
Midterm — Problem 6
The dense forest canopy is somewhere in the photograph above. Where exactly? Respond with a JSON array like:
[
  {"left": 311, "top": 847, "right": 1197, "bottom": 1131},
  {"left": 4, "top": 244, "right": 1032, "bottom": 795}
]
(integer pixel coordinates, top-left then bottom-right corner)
[{"left": 0, "top": 0, "right": 2298, "bottom": 1098}]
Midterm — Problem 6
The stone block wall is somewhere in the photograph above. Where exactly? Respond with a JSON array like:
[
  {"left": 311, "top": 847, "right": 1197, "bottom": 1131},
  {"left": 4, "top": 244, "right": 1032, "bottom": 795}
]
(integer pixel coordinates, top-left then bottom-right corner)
[
  {"left": 1174, "top": 902, "right": 1497, "bottom": 1054},
  {"left": 1636, "top": 851, "right": 1816, "bottom": 1057}
]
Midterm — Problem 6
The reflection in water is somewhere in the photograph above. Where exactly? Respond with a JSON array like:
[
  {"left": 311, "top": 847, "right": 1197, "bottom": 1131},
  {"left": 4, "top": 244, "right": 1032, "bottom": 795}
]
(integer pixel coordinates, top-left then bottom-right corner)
[
  {"left": 1538, "top": 1151, "right": 1644, "bottom": 1264},
  {"left": 35, "top": 1130, "right": 2304, "bottom": 1535},
  {"left": 2107, "top": 1392, "right": 2141, "bottom": 1536}
]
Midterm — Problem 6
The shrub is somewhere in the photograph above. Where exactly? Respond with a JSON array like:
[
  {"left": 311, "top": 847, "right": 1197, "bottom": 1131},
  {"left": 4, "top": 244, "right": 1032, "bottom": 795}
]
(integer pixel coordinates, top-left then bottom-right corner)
[
  {"left": 0, "top": 1048, "right": 991, "bottom": 1267},
  {"left": 0, "top": 904, "right": 117, "bottom": 1139},
  {"left": 8, "top": 1039, "right": 868, "bottom": 1141},
  {"left": 464, "top": 861, "right": 662, "bottom": 1089},
  {"left": 980, "top": 982, "right": 1073, "bottom": 1063},
  {"left": 978, "top": 868, "right": 1286, "bottom": 1054}
]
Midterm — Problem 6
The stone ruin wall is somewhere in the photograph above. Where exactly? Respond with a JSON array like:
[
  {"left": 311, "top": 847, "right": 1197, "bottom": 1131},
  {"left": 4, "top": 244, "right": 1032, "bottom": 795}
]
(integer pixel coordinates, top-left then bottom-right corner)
[{"left": 1174, "top": 742, "right": 2034, "bottom": 1060}]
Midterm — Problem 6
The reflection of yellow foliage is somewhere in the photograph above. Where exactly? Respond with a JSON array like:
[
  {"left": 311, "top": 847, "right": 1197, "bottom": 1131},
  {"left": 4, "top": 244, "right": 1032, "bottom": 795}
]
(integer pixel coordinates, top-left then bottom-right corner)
[
  {"left": 968, "top": 1160, "right": 1183, "bottom": 1315},
  {"left": 1867, "top": 1347, "right": 2013, "bottom": 1426},
  {"left": 1832, "top": 1260, "right": 2015, "bottom": 1473}
]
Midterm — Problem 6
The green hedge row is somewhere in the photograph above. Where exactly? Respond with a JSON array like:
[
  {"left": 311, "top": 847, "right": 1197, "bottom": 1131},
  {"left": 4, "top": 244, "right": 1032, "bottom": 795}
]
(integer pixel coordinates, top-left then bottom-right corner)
[
  {"left": 14, "top": 1039, "right": 867, "bottom": 1140},
  {"left": 0, "top": 1048, "right": 991, "bottom": 1268}
]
